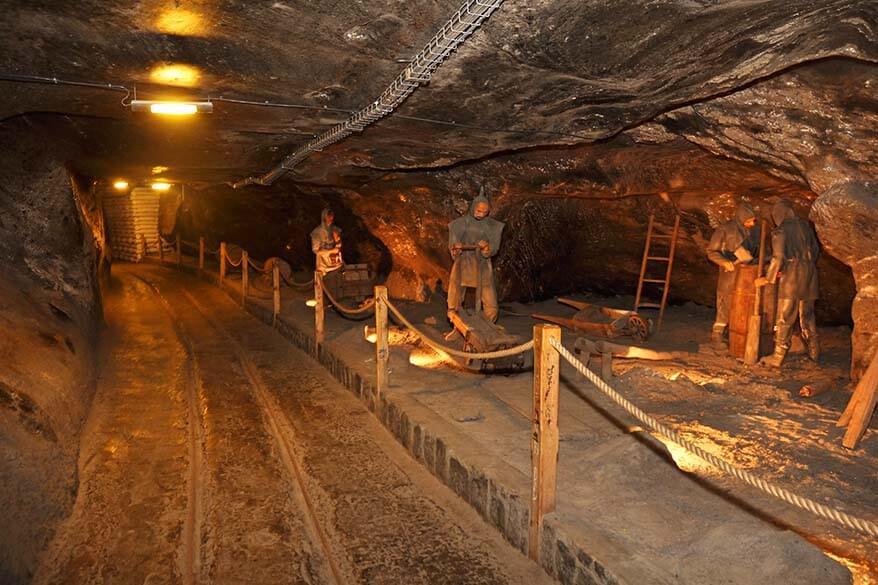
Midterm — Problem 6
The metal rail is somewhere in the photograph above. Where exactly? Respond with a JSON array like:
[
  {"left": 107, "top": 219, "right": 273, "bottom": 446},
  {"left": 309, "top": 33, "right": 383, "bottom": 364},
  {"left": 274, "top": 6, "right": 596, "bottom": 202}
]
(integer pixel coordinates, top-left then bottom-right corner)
[{"left": 231, "top": 0, "right": 504, "bottom": 188}]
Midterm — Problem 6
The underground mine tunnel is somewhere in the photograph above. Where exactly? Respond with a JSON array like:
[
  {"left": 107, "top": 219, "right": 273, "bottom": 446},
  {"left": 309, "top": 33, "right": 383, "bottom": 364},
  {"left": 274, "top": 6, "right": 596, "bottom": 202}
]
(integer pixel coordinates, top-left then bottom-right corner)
[{"left": 1, "top": 2, "right": 877, "bottom": 584}]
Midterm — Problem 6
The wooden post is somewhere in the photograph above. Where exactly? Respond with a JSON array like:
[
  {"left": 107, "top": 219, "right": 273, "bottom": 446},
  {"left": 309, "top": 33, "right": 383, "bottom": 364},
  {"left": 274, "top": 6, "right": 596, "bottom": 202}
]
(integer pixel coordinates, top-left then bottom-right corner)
[
  {"left": 272, "top": 263, "right": 281, "bottom": 326},
  {"left": 198, "top": 237, "right": 205, "bottom": 270},
  {"left": 529, "top": 324, "right": 561, "bottom": 562},
  {"left": 375, "top": 286, "right": 389, "bottom": 401},
  {"left": 158, "top": 232, "right": 164, "bottom": 262},
  {"left": 175, "top": 234, "right": 182, "bottom": 264},
  {"left": 314, "top": 271, "right": 324, "bottom": 354},
  {"left": 219, "top": 242, "right": 227, "bottom": 284},
  {"left": 241, "top": 251, "right": 249, "bottom": 303}
]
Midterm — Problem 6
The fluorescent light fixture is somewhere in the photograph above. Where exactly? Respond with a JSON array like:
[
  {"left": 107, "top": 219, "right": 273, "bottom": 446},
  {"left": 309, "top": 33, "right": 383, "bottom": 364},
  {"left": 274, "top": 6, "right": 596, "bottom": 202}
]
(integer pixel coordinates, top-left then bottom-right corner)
[
  {"left": 151, "top": 182, "right": 172, "bottom": 191},
  {"left": 113, "top": 180, "right": 129, "bottom": 190},
  {"left": 130, "top": 100, "right": 213, "bottom": 115}
]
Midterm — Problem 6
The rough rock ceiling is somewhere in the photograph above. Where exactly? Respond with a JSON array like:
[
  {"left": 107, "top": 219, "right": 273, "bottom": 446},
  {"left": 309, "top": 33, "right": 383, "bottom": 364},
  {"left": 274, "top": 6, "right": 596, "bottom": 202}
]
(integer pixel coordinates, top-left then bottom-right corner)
[{"left": 0, "top": 1, "right": 874, "bottom": 188}]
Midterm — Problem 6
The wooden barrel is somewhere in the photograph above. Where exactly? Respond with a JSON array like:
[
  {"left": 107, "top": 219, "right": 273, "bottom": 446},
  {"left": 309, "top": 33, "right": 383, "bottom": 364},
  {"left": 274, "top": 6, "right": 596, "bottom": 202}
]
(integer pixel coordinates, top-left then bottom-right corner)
[{"left": 729, "top": 264, "right": 758, "bottom": 358}]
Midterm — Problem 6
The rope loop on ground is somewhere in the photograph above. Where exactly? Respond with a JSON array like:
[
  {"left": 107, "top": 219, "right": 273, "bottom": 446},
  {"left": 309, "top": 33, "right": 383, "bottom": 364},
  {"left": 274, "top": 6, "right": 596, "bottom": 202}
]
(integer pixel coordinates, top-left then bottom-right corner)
[
  {"left": 548, "top": 336, "right": 878, "bottom": 538},
  {"left": 317, "top": 274, "right": 376, "bottom": 318},
  {"left": 384, "top": 299, "right": 533, "bottom": 360}
]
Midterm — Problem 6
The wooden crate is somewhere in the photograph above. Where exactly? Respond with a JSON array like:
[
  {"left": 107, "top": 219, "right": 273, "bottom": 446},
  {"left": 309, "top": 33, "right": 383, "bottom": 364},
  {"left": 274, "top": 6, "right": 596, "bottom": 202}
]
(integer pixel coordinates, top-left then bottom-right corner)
[{"left": 341, "top": 264, "right": 373, "bottom": 300}]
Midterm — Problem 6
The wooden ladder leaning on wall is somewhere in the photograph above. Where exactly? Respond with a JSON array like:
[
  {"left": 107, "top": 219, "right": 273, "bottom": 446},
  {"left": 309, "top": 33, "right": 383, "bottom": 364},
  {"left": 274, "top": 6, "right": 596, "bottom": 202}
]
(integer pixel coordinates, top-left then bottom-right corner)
[{"left": 633, "top": 212, "right": 681, "bottom": 330}]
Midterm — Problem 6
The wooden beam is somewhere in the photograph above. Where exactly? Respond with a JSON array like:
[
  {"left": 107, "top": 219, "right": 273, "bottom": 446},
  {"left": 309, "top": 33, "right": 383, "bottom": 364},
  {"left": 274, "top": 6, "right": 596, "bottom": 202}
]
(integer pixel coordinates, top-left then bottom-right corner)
[
  {"left": 219, "top": 242, "right": 226, "bottom": 284},
  {"left": 272, "top": 263, "right": 281, "bottom": 327},
  {"left": 241, "top": 251, "right": 249, "bottom": 303},
  {"left": 375, "top": 286, "right": 389, "bottom": 402},
  {"left": 529, "top": 324, "right": 561, "bottom": 562},
  {"left": 198, "top": 237, "right": 205, "bottom": 270},
  {"left": 841, "top": 350, "right": 878, "bottom": 449},
  {"left": 176, "top": 233, "right": 182, "bottom": 265},
  {"left": 314, "top": 271, "right": 324, "bottom": 354}
]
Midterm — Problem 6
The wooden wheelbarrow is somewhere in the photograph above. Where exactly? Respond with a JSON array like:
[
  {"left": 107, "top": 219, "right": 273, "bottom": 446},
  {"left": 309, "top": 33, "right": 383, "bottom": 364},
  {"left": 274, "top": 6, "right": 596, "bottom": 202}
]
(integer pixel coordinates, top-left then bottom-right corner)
[{"left": 532, "top": 298, "right": 652, "bottom": 342}]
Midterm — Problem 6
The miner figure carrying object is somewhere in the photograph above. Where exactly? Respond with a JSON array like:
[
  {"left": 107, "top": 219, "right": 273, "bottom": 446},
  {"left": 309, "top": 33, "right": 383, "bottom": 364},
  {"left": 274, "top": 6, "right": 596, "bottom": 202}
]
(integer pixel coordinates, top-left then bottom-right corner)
[
  {"left": 756, "top": 200, "right": 820, "bottom": 367},
  {"left": 311, "top": 207, "right": 344, "bottom": 300},
  {"left": 706, "top": 202, "right": 761, "bottom": 343},
  {"left": 447, "top": 192, "right": 504, "bottom": 323}
]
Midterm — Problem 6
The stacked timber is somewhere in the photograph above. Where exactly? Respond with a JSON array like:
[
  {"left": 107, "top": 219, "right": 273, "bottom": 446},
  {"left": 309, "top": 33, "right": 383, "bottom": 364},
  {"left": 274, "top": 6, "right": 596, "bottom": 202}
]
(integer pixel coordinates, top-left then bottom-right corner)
[{"left": 102, "top": 189, "right": 163, "bottom": 262}]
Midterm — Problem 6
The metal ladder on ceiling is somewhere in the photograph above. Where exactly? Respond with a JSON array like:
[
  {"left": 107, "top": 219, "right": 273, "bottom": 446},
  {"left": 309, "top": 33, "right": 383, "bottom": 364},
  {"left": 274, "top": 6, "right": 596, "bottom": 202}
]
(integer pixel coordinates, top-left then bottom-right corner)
[{"left": 634, "top": 212, "right": 681, "bottom": 329}]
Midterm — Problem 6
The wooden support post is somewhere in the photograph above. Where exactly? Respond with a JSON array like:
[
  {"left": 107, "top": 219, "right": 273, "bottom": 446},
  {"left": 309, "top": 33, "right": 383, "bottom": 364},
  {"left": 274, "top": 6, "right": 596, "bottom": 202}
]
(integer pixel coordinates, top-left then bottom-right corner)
[
  {"left": 158, "top": 232, "right": 164, "bottom": 262},
  {"left": 198, "top": 237, "right": 205, "bottom": 270},
  {"left": 529, "top": 324, "right": 561, "bottom": 562},
  {"left": 272, "top": 263, "right": 281, "bottom": 326},
  {"left": 314, "top": 271, "right": 324, "bottom": 354},
  {"left": 175, "top": 233, "right": 182, "bottom": 264},
  {"left": 375, "top": 286, "right": 389, "bottom": 401},
  {"left": 219, "top": 242, "right": 227, "bottom": 284},
  {"left": 241, "top": 251, "right": 249, "bottom": 302}
]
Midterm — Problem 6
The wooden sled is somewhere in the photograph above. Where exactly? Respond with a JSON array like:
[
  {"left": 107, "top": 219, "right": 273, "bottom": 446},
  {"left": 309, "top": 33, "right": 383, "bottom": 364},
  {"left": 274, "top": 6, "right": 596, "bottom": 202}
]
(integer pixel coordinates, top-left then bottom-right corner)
[
  {"left": 532, "top": 298, "right": 652, "bottom": 343},
  {"left": 445, "top": 310, "right": 527, "bottom": 373}
]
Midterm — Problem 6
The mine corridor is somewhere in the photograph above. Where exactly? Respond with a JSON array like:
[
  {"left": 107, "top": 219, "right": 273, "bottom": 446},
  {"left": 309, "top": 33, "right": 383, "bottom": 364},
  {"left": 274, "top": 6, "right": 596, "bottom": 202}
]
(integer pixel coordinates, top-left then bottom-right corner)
[{"left": 0, "top": 2, "right": 876, "bottom": 584}]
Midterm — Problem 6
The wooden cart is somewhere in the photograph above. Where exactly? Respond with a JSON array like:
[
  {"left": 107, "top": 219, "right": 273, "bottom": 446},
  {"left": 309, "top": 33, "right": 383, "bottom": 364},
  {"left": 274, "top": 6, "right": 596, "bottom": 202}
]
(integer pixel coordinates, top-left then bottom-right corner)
[{"left": 532, "top": 298, "right": 652, "bottom": 342}]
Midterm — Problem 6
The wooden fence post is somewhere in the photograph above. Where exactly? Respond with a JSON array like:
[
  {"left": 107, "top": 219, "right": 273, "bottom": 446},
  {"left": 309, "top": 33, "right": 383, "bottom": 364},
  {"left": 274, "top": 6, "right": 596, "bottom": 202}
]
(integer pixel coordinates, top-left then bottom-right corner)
[
  {"left": 314, "top": 271, "right": 324, "bottom": 355},
  {"left": 219, "top": 242, "right": 227, "bottom": 284},
  {"left": 175, "top": 233, "right": 182, "bottom": 264},
  {"left": 198, "top": 237, "right": 205, "bottom": 270},
  {"left": 375, "top": 286, "right": 389, "bottom": 401},
  {"left": 272, "top": 263, "right": 281, "bottom": 326},
  {"left": 241, "top": 251, "right": 249, "bottom": 303},
  {"left": 529, "top": 324, "right": 561, "bottom": 562},
  {"left": 158, "top": 232, "right": 164, "bottom": 262}
]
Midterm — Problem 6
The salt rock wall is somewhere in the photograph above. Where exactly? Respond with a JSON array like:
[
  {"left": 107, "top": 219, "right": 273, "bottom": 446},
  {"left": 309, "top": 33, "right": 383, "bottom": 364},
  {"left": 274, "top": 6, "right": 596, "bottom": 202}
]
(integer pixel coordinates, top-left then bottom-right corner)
[{"left": 0, "top": 120, "right": 102, "bottom": 584}]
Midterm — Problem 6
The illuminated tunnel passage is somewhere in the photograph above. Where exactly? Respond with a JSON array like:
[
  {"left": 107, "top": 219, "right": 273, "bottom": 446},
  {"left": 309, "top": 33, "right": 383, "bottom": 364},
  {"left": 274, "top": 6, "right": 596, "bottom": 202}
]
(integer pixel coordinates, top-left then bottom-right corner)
[{"left": 33, "top": 264, "right": 552, "bottom": 585}]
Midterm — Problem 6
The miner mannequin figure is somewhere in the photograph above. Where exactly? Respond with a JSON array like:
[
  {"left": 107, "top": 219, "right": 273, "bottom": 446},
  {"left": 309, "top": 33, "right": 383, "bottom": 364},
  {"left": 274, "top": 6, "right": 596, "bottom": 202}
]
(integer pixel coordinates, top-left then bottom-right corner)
[
  {"left": 756, "top": 200, "right": 820, "bottom": 367},
  {"left": 447, "top": 191, "right": 504, "bottom": 323},
  {"left": 706, "top": 202, "right": 761, "bottom": 343},
  {"left": 311, "top": 207, "right": 343, "bottom": 299}
]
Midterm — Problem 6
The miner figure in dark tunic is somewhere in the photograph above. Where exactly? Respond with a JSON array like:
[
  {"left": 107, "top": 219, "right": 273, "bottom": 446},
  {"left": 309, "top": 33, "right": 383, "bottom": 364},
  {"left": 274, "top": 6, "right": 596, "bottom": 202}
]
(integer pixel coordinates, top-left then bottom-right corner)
[
  {"left": 756, "top": 200, "right": 821, "bottom": 367},
  {"left": 447, "top": 192, "right": 504, "bottom": 323},
  {"left": 706, "top": 202, "right": 761, "bottom": 343}
]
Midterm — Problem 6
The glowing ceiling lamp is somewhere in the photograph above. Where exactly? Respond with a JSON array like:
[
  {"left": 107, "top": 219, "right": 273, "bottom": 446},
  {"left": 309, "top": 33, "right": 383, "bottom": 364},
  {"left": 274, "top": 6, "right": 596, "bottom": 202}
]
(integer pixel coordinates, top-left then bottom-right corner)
[
  {"left": 113, "top": 180, "right": 129, "bottom": 190},
  {"left": 152, "top": 182, "right": 172, "bottom": 191},
  {"left": 130, "top": 100, "right": 213, "bottom": 115}
]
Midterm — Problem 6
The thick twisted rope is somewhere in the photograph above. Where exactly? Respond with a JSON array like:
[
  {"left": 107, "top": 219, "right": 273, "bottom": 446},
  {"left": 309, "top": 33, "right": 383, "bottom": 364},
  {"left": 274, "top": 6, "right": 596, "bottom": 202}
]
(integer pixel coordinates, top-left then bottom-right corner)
[
  {"left": 248, "top": 256, "right": 272, "bottom": 273},
  {"left": 282, "top": 273, "right": 315, "bottom": 289},
  {"left": 317, "top": 274, "right": 376, "bottom": 318},
  {"left": 180, "top": 239, "right": 199, "bottom": 250},
  {"left": 224, "top": 251, "right": 244, "bottom": 268},
  {"left": 385, "top": 299, "right": 533, "bottom": 360},
  {"left": 549, "top": 336, "right": 878, "bottom": 538}
]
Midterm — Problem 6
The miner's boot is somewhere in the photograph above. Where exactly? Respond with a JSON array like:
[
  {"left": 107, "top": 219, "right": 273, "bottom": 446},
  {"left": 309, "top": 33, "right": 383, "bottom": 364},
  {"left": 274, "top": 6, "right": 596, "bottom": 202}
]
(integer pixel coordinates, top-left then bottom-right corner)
[
  {"left": 763, "top": 345, "right": 788, "bottom": 368},
  {"left": 803, "top": 334, "right": 820, "bottom": 363}
]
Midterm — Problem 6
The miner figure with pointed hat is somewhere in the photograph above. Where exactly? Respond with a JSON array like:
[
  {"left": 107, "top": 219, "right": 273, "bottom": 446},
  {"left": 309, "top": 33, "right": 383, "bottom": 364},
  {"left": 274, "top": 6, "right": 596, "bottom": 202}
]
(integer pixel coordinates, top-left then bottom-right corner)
[
  {"left": 447, "top": 189, "right": 504, "bottom": 323},
  {"left": 706, "top": 201, "right": 761, "bottom": 344}
]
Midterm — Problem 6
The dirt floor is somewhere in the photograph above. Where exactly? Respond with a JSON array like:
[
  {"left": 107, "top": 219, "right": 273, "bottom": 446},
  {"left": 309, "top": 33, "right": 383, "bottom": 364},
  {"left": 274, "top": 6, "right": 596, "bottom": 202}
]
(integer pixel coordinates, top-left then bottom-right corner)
[{"left": 32, "top": 265, "right": 555, "bottom": 585}]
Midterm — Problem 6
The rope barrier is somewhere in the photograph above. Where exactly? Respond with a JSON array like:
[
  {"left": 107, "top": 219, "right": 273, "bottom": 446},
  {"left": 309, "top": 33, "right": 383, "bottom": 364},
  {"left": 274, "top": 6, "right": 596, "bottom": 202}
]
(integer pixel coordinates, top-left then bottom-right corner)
[
  {"left": 247, "top": 257, "right": 275, "bottom": 274},
  {"left": 225, "top": 251, "right": 244, "bottom": 268},
  {"left": 317, "top": 274, "right": 376, "bottom": 318},
  {"left": 549, "top": 337, "right": 878, "bottom": 538},
  {"left": 180, "top": 239, "right": 199, "bottom": 250},
  {"left": 384, "top": 299, "right": 533, "bottom": 360},
  {"left": 282, "top": 273, "right": 315, "bottom": 289}
]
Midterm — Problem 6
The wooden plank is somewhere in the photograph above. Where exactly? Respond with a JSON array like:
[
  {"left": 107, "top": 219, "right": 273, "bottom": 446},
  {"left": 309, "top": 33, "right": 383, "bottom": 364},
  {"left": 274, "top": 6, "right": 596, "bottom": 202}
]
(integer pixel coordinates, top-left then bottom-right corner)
[
  {"left": 314, "top": 271, "right": 324, "bottom": 353},
  {"left": 529, "top": 324, "right": 561, "bottom": 562},
  {"left": 375, "top": 286, "right": 389, "bottom": 402},
  {"left": 176, "top": 233, "right": 182, "bottom": 264},
  {"left": 199, "top": 237, "right": 205, "bottom": 270},
  {"left": 842, "top": 350, "right": 878, "bottom": 449},
  {"left": 219, "top": 243, "right": 227, "bottom": 284},
  {"left": 744, "top": 220, "right": 769, "bottom": 365},
  {"left": 272, "top": 263, "right": 281, "bottom": 326},
  {"left": 241, "top": 251, "right": 249, "bottom": 302}
]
